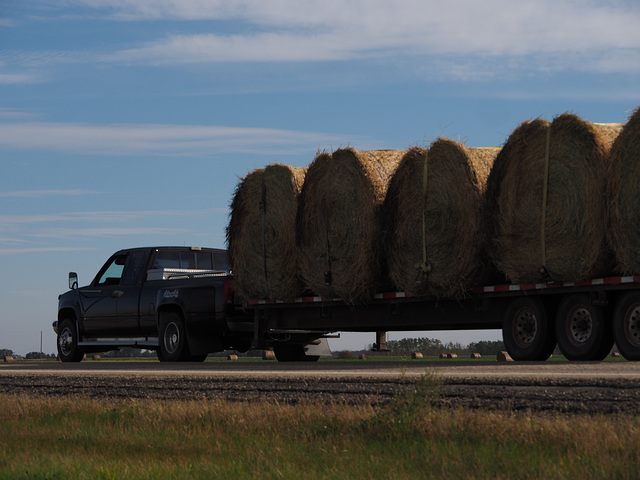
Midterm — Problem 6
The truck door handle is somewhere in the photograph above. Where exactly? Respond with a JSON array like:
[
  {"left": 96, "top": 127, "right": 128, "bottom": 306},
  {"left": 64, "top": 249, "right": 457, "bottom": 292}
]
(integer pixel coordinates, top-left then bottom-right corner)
[{"left": 111, "top": 290, "right": 124, "bottom": 298}]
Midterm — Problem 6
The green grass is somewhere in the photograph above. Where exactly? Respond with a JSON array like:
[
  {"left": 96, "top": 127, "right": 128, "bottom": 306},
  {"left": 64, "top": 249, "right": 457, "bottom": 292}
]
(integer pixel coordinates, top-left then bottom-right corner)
[{"left": 1, "top": 375, "right": 638, "bottom": 480}]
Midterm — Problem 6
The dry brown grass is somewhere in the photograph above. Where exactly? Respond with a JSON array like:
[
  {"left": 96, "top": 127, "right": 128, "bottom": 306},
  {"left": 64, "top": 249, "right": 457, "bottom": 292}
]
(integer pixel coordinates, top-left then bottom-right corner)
[{"left": 1, "top": 393, "right": 639, "bottom": 479}]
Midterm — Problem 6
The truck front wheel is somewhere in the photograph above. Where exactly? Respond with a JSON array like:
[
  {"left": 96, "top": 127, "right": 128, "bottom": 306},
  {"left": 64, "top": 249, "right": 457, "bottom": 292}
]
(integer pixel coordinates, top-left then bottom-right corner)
[
  {"left": 157, "top": 312, "right": 188, "bottom": 362},
  {"left": 502, "top": 297, "right": 555, "bottom": 361},
  {"left": 555, "top": 294, "right": 613, "bottom": 361},
  {"left": 57, "top": 319, "right": 84, "bottom": 362}
]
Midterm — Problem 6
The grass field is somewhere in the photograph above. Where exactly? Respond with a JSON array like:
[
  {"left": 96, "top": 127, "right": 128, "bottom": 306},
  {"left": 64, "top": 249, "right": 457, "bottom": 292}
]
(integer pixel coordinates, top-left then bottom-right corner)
[{"left": 0, "top": 374, "right": 638, "bottom": 480}]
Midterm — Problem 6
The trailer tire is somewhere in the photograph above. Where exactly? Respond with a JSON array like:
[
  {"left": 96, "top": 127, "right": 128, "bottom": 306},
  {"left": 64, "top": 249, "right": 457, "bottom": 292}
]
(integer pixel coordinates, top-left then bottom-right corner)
[
  {"left": 502, "top": 297, "right": 555, "bottom": 361},
  {"left": 555, "top": 294, "right": 613, "bottom": 361},
  {"left": 57, "top": 318, "right": 84, "bottom": 362},
  {"left": 273, "top": 344, "right": 320, "bottom": 362},
  {"left": 612, "top": 292, "right": 640, "bottom": 361},
  {"left": 158, "top": 312, "right": 188, "bottom": 362}
]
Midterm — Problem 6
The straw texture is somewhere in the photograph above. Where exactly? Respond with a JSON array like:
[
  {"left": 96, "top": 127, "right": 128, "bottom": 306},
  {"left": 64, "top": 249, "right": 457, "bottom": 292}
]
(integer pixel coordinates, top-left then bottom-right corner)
[
  {"left": 382, "top": 140, "right": 498, "bottom": 297},
  {"left": 226, "top": 164, "right": 306, "bottom": 300},
  {"left": 608, "top": 107, "right": 640, "bottom": 273},
  {"left": 484, "top": 113, "right": 620, "bottom": 283},
  {"left": 296, "top": 148, "right": 404, "bottom": 302}
]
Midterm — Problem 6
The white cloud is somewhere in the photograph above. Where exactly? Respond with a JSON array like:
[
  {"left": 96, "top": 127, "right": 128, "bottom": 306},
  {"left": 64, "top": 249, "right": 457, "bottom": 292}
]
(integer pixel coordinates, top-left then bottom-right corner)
[
  {"left": 0, "top": 122, "right": 362, "bottom": 156},
  {"left": 0, "top": 209, "right": 221, "bottom": 228},
  {"left": 0, "top": 73, "right": 40, "bottom": 84},
  {"left": 0, "top": 189, "right": 100, "bottom": 198},
  {"left": 84, "top": 0, "right": 640, "bottom": 77},
  {"left": 0, "top": 208, "right": 225, "bottom": 251},
  {"left": 113, "top": 32, "right": 360, "bottom": 64},
  {"left": 28, "top": 227, "right": 183, "bottom": 239},
  {"left": 0, "top": 247, "right": 96, "bottom": 255},
  {"left": 12, "top": 1, "right": 640, "bottom": 77}
]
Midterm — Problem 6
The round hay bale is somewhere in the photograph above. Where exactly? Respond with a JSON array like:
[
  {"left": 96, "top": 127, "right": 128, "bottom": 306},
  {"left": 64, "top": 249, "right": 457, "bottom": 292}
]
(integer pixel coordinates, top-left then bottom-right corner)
[
  {"left": 608, "top": 107, "right": 640, "bottom": 274},
  {"left": 484, "top": 113, "right": 620, "bottom": 283},
  {"left": 296, "top": 148, "right": 404, "bottom": 302},
  {"left": 226, "top": 163, "right": 306, "bottom": 300},
  {"left": 382, "top": 140, "right": 498, "bottom": 297},
  {"left": 262, "top": 350, "right": 276, "bottom": 361}
]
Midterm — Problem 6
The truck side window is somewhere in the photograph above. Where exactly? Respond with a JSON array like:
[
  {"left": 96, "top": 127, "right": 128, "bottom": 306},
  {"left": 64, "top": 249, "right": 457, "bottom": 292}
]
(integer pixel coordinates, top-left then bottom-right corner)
[
  {"left": 122, "top": 250, "right": 146, "bottom": 286},
  {"left": 96, "top": 254, "right": 127, "bottom": 286}
]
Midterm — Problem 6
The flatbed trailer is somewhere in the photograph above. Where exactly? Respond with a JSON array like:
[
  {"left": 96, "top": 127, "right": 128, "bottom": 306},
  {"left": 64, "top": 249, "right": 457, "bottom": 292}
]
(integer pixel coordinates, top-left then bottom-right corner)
[{"left": 237, "top": 275, "right": 640, "bottom": 362}]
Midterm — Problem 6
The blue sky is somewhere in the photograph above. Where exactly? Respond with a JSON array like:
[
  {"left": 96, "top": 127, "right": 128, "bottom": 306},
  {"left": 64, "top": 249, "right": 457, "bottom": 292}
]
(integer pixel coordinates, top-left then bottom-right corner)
[{"left": 1, "top": 0, "right": 639, "bottom": 356}]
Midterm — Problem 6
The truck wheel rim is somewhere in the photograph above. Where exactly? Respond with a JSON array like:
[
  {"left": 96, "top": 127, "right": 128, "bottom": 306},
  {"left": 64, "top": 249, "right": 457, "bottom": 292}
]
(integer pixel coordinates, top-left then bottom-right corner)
[
  {"left": 624, "top": 305, "right": 640, "bottom": 347},
  {"left": 164, "top": 322, "right": 180, "bottom": 354},
  {"left": 58, "top": 328, "right": 73, "bottom": 356},
  {"left": 513, "top": 308, "right": 537, "bottom": 347},
  {"left": 567, "top": 307, "right": 592, "bottom": 345}
]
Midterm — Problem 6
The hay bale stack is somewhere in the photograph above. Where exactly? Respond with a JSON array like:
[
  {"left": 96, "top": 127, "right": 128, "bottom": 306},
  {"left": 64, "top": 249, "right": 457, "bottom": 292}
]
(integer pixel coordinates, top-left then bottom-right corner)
[
  {"left": 226, "top": 164, "right": 306, "bottom": 301},
  {"left": 608, "top": 107, "right": 640, "bottom": 274},
  {"left": 382, "top": 140, "right": 498, "bottom": 297},
  {"left": 484, "top": 113, "right": 620, "bottom": 283},
  {"left": 296, "top": 148, "right": 404, "bottom": 302}
]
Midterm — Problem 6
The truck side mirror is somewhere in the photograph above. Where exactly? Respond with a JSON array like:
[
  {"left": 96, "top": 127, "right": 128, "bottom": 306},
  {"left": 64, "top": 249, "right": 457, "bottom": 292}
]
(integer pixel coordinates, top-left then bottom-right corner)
[{"left": 69, "top": 272, "right": 78, "bottom": 290}]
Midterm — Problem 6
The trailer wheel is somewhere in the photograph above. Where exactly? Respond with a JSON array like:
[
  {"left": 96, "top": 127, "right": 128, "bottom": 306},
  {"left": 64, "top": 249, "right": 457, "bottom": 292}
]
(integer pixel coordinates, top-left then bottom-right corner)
[
  {"left": 158, "top": 312, "right": 188, "bottom": 362},
  {"left": 273, "top": 344, "right": 320, "bottom": 362},
  {"left": 555, "top": 294, "right": 613, "bottom": 361},
  {"left": 502, "top": 297, "right": 555, "bottom": 361},
  {"left": 57, "top": 319, "right": 84, "bottom": 362},
  {"left": 612, "top": 292, "right": 640, "bottom": 361}
]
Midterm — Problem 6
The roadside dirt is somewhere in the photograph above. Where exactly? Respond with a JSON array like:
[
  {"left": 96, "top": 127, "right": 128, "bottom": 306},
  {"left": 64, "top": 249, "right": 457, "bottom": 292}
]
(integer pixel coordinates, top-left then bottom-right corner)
[{"left": 1, "top": 372, "right": 638, "bottom": 415}]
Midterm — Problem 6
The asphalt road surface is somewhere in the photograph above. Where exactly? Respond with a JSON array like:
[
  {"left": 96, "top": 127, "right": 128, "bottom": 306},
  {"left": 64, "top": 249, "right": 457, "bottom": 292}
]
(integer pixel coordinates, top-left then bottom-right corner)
[{"left": 1, "top": 360, "right": 639, "bottom": 414}]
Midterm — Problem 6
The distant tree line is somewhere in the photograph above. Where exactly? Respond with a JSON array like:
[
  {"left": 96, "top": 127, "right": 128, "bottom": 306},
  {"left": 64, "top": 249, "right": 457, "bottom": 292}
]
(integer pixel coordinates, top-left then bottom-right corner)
[{"left": 365, "top": 337, "right": 505, "bottom": 356}]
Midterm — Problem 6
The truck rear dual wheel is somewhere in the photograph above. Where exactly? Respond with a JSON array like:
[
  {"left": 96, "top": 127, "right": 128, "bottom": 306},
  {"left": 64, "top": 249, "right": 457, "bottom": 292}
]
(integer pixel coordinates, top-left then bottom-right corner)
[
  {"left": 57, "top": 318, "right": 84, "bottom": 362},
  {"left": 612, "top": 292, "right": 640, "bottom": 361},
  {"left": 555, "top": 294, "right": 613, "bottom": 361},
  {"left": 502, "top": 297, "right": 556, "bottom": 361},
  {"left": 157, "top": 312, "right": 206, "bottom": 362}
]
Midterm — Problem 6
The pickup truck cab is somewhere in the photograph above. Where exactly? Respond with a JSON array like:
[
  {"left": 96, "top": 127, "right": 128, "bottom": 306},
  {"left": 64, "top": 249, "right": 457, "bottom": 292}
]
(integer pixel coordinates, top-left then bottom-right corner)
[{"left": 55, "top": 246, "right": 247, "bottom": 362}]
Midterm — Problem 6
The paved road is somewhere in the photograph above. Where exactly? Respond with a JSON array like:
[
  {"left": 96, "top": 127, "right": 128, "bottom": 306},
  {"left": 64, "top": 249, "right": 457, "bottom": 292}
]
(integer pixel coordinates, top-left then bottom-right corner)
[
  {"left": 1, "top": 361, "right": 639, "bottom": 414},
  {"left": 2, "top": 360, "right": 640, "bottom": 377}
]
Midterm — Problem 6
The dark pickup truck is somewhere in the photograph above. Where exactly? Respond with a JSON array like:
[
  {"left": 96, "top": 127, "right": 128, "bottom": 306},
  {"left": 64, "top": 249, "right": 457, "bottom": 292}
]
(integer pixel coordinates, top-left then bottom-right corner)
[{"left": 54, "top": 246, "right": 254, "bottom": 362}]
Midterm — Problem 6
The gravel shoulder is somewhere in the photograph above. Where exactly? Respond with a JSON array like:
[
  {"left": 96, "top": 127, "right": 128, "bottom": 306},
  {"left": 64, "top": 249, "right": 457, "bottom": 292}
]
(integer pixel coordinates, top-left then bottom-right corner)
[{"left": 1, "top": 361, "right": 639, "bottom": 414}]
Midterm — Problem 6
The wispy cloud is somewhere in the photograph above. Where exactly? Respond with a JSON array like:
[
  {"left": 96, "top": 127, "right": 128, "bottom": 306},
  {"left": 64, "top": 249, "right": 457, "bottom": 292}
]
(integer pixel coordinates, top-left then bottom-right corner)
[
  {"left": 0, "top": 208, "right": 226, "bottom": 253},
  {"left": 0, "top": 209, "right": 223, "bottom": 228},
  {"left": 0, "top": 189, "right": 101, "bottom": 198},
  {"left": 65, "top": 0, "right": 640, "bottom": 75},
  {"left": 0, "top": 73, "right": 40, "bottom": 84},
  {"left": 0, "top": 122, "right": 365, "bottom": 156},
  {"left": 0, "top": 247, "right": 97, "bottom": 255},
  {"left": 28, "top": 227, "right": 183, "bottom": 239}
]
